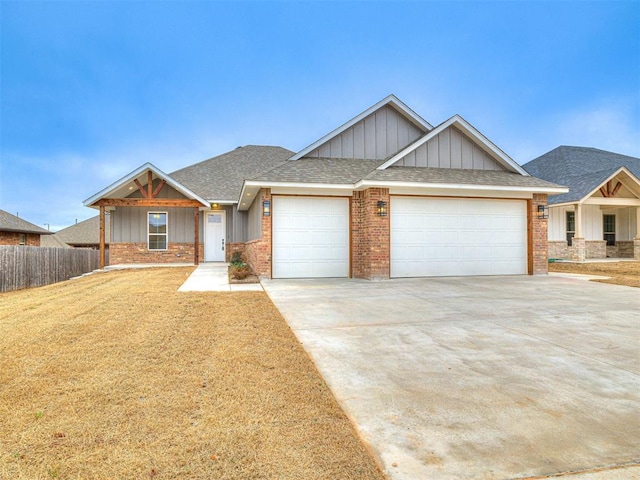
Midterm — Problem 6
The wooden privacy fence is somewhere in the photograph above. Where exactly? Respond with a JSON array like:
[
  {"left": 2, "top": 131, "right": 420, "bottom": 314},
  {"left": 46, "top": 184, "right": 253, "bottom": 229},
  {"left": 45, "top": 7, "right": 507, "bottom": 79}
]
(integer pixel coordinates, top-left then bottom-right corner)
[{"left": 0, "top": 246, "right": 100, "bottom": 293}]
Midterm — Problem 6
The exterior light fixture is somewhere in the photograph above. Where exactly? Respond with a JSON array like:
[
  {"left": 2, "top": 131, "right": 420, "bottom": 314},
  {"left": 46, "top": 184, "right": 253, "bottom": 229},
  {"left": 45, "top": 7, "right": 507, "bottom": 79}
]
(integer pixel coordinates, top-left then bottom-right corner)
[
  {"left": 211, "top": 203, "right": 219, "bottom": 209},
  {"left": 537, "top": 205, "right": 549, "bottom": 219},
  {"left": 377, "top": 200, "right": 388, "bottom": 217},
  {"left": 263, "top": 200, "right": 271, "bottom": 216}
]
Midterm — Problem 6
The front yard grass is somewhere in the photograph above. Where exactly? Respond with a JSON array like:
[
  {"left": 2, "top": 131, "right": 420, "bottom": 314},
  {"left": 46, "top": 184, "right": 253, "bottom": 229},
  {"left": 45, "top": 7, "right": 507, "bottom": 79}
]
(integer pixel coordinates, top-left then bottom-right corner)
[
  {"left": 0, "top": 268, "right": 385, "bottom": 480},
  {"left": 549, "top": 260, "right": 640, "bottom": 288}
]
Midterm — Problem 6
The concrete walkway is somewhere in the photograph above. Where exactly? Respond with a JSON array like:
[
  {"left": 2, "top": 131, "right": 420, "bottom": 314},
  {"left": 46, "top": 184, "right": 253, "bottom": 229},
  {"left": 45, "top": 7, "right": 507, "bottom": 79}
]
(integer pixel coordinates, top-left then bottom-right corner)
[
  {"left": 178, "top": 263, "right": 263, "bottom": 292},
  {"left": 262, "top": 275, "right": 640, "bottom": 480}
]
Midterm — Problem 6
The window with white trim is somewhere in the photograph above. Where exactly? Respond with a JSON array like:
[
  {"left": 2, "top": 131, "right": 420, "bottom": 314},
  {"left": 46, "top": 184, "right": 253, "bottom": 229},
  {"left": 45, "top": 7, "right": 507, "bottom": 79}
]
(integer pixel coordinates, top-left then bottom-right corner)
[
  {"left": 148, "top": 212, "right": 168, "bottom": 250},
  {"left": 566, "top": 211, "right": 575, "bottom": 246},
  {"left": 19, "top": 233, "right": 26, "bottom": 245},
  {"left": 603, "top": 214, "right": 615, "bottom": 246}
]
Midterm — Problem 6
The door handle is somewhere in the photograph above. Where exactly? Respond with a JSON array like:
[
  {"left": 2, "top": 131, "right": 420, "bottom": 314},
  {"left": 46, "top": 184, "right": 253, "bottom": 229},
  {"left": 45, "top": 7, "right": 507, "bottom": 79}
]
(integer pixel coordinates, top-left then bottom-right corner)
[{"left": 221, "top": 239, "right": 225, "bottom": 251}]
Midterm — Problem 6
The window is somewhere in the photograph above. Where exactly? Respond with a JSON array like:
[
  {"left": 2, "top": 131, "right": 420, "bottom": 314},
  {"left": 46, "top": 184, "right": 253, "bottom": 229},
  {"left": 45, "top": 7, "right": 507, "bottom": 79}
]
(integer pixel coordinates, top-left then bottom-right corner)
[
  {"left": 603, "top": 214, "right": 616, "bottom": 246},
  {"left": 19, "top": 233, "right": 26, "bottom": 245},
  {"left": 148, "top": 212, "right": 167, "bottom": 250},
  {"left": 566, "top": 211, "right": 575, "bottom": 246}
]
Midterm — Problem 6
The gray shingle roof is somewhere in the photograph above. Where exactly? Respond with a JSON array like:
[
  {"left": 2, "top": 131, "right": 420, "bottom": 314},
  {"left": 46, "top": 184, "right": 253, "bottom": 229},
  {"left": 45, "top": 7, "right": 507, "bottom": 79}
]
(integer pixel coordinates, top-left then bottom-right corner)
[
  {"left": 523, "top": 146, "right": 640, "bottom": 204},
  {"left": 0, "top": 209, "right": 52, "bottom": 235},
  {"left": 366, "top": 166, "right": 564, "bottom": 188},
  {"left": 250, "top": 158, "right": 385, "bottom": 184},
  {"left": 170, "top": 145, "right": 294, "bottom": 201},
  {"left": 40, "top": 235, "right": 71, "bottom": 248},
  {"left": 54, "top": 215, "right": 110, "bottom": 246}
]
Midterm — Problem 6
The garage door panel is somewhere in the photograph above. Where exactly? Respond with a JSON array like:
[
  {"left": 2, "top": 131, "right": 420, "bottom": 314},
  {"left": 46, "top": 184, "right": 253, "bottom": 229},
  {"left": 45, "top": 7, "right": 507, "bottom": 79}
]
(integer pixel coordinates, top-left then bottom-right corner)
[
  {"left": 272, "top": 197, "right": 349, "bottom": 279},
  {"left": 391, "top": 197, "right": 527, "bottom": 277}
]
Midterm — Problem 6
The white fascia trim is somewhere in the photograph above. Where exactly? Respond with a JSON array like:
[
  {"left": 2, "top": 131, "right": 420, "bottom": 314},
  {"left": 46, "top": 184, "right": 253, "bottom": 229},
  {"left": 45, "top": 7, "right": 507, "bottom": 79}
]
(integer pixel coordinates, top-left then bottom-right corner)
[
  {"left": 83, "top": 162, "right": 210, "bottom": 208},
  {"left": 289, "top": 94, "right": 433, "bottom": 160},
  {"left": 581, "top": 166, "right": 640, "bottom": 202},
  {"left": 377, "top": 115, "right": 529, "bottom": 176},
  {"left": 356, "top": 179, "right": 568, "bottom": 194},
  {"left": 243, "top": 181, "right": 354, "bottom": 191}
]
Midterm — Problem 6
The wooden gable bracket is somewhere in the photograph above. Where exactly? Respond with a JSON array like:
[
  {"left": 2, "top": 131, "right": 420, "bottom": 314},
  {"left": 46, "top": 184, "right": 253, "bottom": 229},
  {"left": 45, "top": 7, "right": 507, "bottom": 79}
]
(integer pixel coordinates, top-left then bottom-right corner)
[
  {"left": 133, "top": 178, "right": 148, "bottom": 198},
  {"left": 133, "top": 173, "right": 166, "bottom": 199},
  {"left": 599, "top": 180, "right": 623, "bottom": 198}
]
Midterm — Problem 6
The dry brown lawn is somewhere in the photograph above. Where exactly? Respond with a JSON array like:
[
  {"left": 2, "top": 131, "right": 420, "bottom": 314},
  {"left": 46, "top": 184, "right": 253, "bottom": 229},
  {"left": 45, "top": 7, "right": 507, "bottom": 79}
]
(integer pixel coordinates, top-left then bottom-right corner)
[
  {"left": 549, "top": 261, "right": 640, "bottom": 288},
  {"left": 0, "top": 268, "right": 386, "bottom": 480}
]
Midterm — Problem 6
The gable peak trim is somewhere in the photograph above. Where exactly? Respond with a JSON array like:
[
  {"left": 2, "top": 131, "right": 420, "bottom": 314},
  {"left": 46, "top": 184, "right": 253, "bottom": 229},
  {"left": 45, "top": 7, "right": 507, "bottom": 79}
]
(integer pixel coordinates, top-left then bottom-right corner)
[{"left": 376, "top": 114, "right": 528, "bottom": 176}]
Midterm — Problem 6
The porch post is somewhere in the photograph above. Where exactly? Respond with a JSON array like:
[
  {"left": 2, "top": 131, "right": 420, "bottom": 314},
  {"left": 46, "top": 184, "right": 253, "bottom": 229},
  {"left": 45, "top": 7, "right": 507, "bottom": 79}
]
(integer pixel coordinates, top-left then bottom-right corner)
[
  {"left": 634, "top": 207, "right": 640, "bottom": 260},
  {"left": 194, "top": 208, "right": 200, "bottom": 265},
  {"left": 572, "top": 202, "right": 586, "bottom": 262},
  {"left": 99, "top": 206, "right": 106, "bottom": 269}
]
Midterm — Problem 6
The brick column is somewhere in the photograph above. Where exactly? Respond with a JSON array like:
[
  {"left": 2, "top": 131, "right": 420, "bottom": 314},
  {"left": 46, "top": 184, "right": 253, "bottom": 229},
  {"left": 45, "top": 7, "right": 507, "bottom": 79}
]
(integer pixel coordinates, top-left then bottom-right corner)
[
  {"left": 529, "top": 194, "right": 549, "bottom": 274},
  {"left": 635, "top": 208, "right": 640, "bottom": 260},
  {"left": 244, "top": 189, "right": 272, "bottom": 277},
  {"left": 571, "top": 238, "right": 586, "bottom": 262},
  {"left": 352, "top": 188, "right": 390, "bottom": 280}
]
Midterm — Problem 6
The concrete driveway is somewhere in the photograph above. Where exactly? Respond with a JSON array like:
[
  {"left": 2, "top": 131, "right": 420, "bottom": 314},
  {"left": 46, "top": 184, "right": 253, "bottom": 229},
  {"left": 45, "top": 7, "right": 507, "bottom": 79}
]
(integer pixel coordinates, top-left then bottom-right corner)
[{"left": 262, "top": 275, "right": 640, "bottom": 480}]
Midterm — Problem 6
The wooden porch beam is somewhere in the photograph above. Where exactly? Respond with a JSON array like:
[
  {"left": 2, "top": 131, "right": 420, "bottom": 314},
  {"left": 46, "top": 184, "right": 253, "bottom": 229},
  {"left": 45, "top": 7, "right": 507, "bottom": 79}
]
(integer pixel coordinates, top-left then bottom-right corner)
[
  {"left": 134, "top": 179, "right": 148, "bottom": 198},
  {"left": 94, "top": 198, "right": 203, "bottom": 208},
  {"left": 99, "top": 206, "right": 106, "bottom": 269},
  {"left": 194, "top": 208, "right": 200, "bottom": 265},
  {"left": 147, "top": 171, "right": 153, "bottom": 199},
  {"left": 599, "top": 186, "right": 609, "bottom": 197}
]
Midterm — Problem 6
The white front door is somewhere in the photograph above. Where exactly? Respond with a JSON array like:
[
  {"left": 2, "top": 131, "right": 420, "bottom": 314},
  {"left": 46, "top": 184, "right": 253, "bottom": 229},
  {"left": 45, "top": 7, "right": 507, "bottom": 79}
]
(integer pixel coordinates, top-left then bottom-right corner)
[{"left": 205, "top": 211, "right": 226, "bottom": 262}]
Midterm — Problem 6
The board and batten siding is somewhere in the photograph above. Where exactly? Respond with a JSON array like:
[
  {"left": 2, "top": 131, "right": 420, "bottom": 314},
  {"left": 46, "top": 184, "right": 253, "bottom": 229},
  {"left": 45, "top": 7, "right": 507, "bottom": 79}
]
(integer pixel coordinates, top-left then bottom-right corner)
[
  {"left": 393, "top": 126, "right": 506, "bottom": 170},
  {"left": 548, "top": 204, "right": 603, "bottom": 241},
  {"left": 304, "top": 105, "right": 425, "bottom": 160}
]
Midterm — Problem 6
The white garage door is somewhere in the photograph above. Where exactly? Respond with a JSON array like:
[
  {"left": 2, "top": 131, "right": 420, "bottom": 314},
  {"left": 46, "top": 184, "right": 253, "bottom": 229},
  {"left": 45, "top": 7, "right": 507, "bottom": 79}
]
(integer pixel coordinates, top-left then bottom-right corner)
[
  {"left": 272, "top": 196, "right": 349, "bottom": 278},
  {"left": 391, "top": 197, "right": 527, "bottom": 277}
]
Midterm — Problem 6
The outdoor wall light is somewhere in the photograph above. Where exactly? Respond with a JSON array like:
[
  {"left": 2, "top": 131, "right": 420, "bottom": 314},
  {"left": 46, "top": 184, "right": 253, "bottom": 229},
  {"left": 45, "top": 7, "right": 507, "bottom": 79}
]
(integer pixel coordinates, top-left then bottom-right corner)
[
  {"left": 537, "top": 205, "right": 549, "bottom": 219},
  {"left": 211, "top": 203, "right": 219, "bottom": 210},
  {"left": 263, "top": 200, "right": 271, "bottom": 216},
  {"left": 377, "top": 200, "right": 388, "bottom": 217}
]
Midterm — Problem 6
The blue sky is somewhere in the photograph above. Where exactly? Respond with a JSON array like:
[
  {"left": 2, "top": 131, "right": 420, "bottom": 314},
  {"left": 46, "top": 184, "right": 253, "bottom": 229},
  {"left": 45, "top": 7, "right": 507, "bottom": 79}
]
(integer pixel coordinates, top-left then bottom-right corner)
[{"left": 1, "top": 1, "right": 639, "bottom": 231}]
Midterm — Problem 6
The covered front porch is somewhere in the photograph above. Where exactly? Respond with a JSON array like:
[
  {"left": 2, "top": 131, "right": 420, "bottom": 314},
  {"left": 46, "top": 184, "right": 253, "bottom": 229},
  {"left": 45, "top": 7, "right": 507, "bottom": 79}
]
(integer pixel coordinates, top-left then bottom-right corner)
[{"left": 548, "top": 168, "right": 640, "bottom": 261}]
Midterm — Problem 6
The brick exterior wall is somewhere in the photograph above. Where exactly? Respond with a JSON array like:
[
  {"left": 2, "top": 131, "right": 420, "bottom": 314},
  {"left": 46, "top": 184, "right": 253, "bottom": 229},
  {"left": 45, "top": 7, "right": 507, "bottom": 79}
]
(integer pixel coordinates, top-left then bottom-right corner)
[
  {"left": 352, "top": 188, "right": 390, "bottom": 280},
  {"left": 110, "top": 242, "right": 204, "bottom": 265},
  {"left": 0, "top": 231, "right": 41, "bottom": 246},
  {"left": 243, "top": 189, "right": 272, "bottom": 277},
  {"left": 548, "top": 241, "right": 569, "bottom": 260},
  {"left": 529, "top": 194, "right": 549, "bottom": 275},
  {"left": 606, "top": 241, "right": 634, "bottom": 258},
  {"left": 226, "top": 242, "right": 245, "bottom": 262}
]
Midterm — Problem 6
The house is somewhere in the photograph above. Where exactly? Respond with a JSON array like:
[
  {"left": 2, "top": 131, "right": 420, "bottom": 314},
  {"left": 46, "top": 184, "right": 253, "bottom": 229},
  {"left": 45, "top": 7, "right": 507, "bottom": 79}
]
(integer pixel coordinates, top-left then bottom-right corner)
[
  {"left": 84, "top": 95, "right": 566, "bottom": 279},
  {"left": 44, "top": 215, "right": 111, "bottom": 249},
  {"left": 524, "top": 146, "right": 640, "bottom": 261},
  {"left": 0, "top": 209, "right": 52, "bottom": 245}
]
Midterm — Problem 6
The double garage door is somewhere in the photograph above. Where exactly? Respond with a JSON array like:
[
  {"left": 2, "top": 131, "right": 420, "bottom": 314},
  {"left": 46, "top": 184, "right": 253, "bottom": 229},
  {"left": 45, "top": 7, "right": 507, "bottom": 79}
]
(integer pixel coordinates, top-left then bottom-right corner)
[{"left": 271, "top": 196, "right": 527, "bottom": 278}]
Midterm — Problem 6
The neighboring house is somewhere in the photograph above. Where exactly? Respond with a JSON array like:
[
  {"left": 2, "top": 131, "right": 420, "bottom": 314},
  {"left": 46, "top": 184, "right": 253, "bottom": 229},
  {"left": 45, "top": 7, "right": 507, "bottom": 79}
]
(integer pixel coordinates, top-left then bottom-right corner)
[
  {"left": 524, "top": 146, "right": 640, "bottom": 261},
  {"left": 50, "top": 215, "right": 111, "bottom": 249},
  {"left": 84, "top": 95, "right": 566, "bottom": 279},
  {"left": 0, "top": 209, "right": 52, "bottom": 246},
  {"left": 41, "top": 215, "right": 111, "bottom": 259}
]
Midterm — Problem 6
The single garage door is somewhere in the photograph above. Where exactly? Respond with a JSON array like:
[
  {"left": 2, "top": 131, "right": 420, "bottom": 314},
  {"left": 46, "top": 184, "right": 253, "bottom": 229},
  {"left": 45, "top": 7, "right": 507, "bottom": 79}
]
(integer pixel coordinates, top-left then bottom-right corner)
[
  {"left": 272, "top": 196, "right": 349, "bottom": 278},
  {"left": 391, "top": 197, "right": 527, "bottom": 277}
]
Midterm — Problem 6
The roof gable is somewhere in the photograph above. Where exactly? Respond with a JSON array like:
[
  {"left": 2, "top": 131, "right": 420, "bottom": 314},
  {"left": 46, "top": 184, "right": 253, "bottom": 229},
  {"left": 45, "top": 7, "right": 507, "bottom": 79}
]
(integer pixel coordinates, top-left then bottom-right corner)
[
  {"left": 378, "top": 115, "right": 528, "bottom": 175},
  {"left": 0, "top": 209, "right": 51, "bottom": 235},
  {"left": 290, "top": 95, "right": 433, "bottom": 161},
  {"left": 523, "top": 146, "right": 640, "bottom": 204},
  {"left": 83, "top": 163, "right": 209, "bottom": 208}
]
